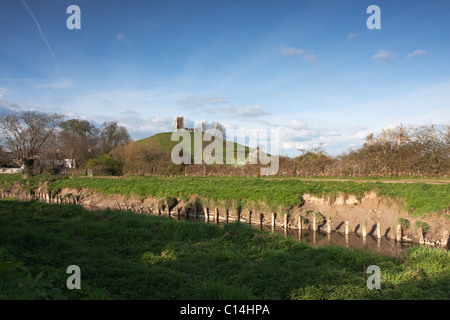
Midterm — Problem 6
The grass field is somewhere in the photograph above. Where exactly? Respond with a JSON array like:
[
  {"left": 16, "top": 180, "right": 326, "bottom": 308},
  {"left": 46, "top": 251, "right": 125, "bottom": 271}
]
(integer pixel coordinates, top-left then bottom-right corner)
[
  {"left": 1, "top": 200, "right": 449, "bottom": 300},
  {"left": 42, "top": 175, "right": 450, "bottom": 217},
  {"left": 1, "top": 173, "right": 449, "bottom": 217}
]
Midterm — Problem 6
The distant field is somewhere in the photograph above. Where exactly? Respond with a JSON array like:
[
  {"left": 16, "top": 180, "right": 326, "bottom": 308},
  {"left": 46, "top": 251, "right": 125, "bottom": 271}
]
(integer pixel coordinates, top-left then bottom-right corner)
[{"left": 1, "top": 174, "right": 448, "bottom": 217}]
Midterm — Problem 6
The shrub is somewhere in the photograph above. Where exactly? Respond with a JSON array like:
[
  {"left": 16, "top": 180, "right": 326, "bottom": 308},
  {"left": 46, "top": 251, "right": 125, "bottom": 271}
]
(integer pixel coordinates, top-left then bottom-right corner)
[
  {"left": 85, "top": 154, "right": 122, "bottom": 176},
  {"left": 398, "top": 217, "right": 410, "bottom": 229},
  {"left": 414, "top": 220, "right": 430, "bottom": 234}
]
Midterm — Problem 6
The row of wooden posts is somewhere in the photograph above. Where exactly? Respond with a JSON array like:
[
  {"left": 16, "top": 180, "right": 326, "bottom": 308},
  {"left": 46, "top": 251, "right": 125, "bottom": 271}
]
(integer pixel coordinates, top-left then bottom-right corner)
[
  {"left": 117, "top": 203, "right": 417, "bottom": 244},
  {"left": 137, "top": 206, "right": 449, "bottom": 247},
  {"left": 2, "top": 191, "right": 447, "bottom": 247},
  {"left": 1, "top": 191, "right": 81, "bottom": 204}
]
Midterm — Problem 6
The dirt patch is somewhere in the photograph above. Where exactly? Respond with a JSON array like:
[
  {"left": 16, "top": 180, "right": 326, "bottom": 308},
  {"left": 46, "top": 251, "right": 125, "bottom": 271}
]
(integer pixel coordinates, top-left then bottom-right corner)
[{"left": 289, "top": 192, "right": 450, "bottom": 246}]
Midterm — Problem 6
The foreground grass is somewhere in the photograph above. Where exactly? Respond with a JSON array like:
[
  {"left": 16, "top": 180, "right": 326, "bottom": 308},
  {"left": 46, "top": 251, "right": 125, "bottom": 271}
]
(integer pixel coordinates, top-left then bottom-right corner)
[{"left": 1, "top": 200, "right": 449, "bottom": 300}]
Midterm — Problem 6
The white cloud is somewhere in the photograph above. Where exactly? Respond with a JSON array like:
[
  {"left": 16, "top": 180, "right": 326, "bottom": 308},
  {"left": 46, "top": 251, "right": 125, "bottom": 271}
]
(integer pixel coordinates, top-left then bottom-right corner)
[
  {"left": 0, "top": 99, "right": 20, "bottom": 115},
  {"left": 281, "top": 47, "right": 305, "bottom": 55},
  {"left": 177, "top": 96, "right": 228, "bottom": 109},
  {"left": 116, "top": 34, "right": 126, "bottom": 41},
  {"left": 347, "top": 33, "right": 357, "bottom": 39},
  {"left": 219, "top": 105, "right": 268, "bottom": 117},
  {"left": 281, "top": 47, "right": 318, "bottom": 63},
  {"left": 407, "top": 49, "right": 427, "bottom": 59},
  {"left": 33, "top": 79, "right": 77, "bottom": 89},
  {"left": 372, "top": 50, "right": 393, "bottom": 63}
]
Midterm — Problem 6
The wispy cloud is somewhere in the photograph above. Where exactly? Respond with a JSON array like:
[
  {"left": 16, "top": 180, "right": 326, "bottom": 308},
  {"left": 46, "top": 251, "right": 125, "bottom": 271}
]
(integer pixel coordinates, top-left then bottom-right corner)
[
  {"left": 177, "top": 96, "right": 228, "bottom": 109},
  {"left": 0, "top": 99, "right": 21, "bottom": 115},
  {"left": 280, "top": 47, "right": 318, "bottom": 63},
  {"left": 372, "top": 49, "right": 393, "bottom": 63},
  {"left": 347, "top": 33, "right": 357, "bottom": 39},
  {"left": 19, "top": 0, "right": 66, "bottom": 85},
  {"left": 219, "top": 105, "right": 268, "bottom": 118},
  {"left": 116, "top": 34, "right": 126, "bottom": 41},
  {"left": 407, "top": 49, "right": 427, "bottom": 59},
  {"left": 33, "top": 79, "right": 77, "bottom": 89}
]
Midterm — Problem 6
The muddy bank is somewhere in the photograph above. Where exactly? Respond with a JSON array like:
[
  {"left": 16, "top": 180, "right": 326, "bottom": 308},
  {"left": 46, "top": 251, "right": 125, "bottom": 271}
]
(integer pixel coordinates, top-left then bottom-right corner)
[{"left": 3, "top": 186, "right": 450, "bottom": 249}]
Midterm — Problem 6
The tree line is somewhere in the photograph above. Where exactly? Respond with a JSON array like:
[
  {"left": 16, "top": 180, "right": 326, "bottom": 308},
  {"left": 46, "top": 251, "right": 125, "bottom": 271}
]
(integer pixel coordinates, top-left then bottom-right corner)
[
  {"left": 0, "top": 110, "right": 448, "bottom": 177},
  {"left": 0, "top": 111, "right": 130, "bottom": 177},
  {"left": 281, "top": 124, "right": 450, "bottom": 177}
]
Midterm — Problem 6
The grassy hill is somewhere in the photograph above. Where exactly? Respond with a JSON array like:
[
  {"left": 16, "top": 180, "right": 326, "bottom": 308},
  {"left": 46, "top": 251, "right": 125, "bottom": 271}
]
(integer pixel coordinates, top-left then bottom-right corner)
[{"left": 135, "top": 131, "right": 253, "bottom": 164}]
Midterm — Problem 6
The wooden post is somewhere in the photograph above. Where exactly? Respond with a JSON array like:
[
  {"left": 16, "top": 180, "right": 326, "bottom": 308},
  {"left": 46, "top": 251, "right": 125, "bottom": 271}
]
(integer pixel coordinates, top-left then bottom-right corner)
[
  {"left": 418, "top": 227, "right": 425, "bottom": 245},
  {"left": 345, "top": 220, "right": 349, "bottom": 235},
  {"left": 271, "top": 212, "right": 276, "bottom": 229},
  {"left": 185, "top": 206, "right": 189, "bottom": 219},
  {"left": 284, "top": 214, "right": 288, "bottom": 230},
  {"left": 248, "top": 210, "right": 252, "bottom": 226},
  {"left": 376, "top": 222, "right": 381, "bottom": 239},
  {"left": 204, "top": 207, "right": 209, "bottom": 223},
  {"left": 215, "top": 208, "right": 219, "bottom": 224},
  {"left": 237, "top": 210, "right": 241, "bottom": 222},
  {"left": 298, "top": 215, "right": 302, "bottom": 230},
  {"left": 312, "top": 216, "right": 317, "bottom": 232},
  {"left": 327, "top": 216, "right": 332, "bottom": 234},
  {"left": 177, "top": 207, "right": 181, "bottom": 219},
  {"left": 259, "top": 213, "right": 264, "bottom": 229},
  {"left": 396, "top": 224, "right": 402, "bottom": 242},
  {"left": 362, "top": 220, "right": 367, "bottom": 237},
  {"left": 226, "top": 209, "right": 229, "bottom": 223},
  {"left": 442, "top": 230, "right": 449, "bottom": 248}
]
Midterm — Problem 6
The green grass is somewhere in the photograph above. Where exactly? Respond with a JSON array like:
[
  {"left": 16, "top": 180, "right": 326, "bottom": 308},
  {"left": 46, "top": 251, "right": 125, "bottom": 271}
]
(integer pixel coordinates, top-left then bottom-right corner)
[
  {"left": 1, "top": 174, "right": 449, "bottom": 217},
  {"left": 42, "top": 175, "right": 450, "bottom": 217},
  {"left": 1, "top": 200, "right": 450, "bottom": 300},
  {"left": 136, "top": 131, "right": 252, "bottom": 163}
]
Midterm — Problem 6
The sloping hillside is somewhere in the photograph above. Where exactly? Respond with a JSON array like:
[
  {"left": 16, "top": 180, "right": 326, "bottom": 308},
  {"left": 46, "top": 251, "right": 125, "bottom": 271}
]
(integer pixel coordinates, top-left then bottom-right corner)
[{"left": 135, "top": 131, "right": 253, "bottom": 164}]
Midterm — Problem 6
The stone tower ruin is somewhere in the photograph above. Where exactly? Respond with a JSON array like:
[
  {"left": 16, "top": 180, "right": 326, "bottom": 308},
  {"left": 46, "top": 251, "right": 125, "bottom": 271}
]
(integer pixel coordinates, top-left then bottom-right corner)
[{"left": 174, "top": 116, "right": 184, "bottom": 132}]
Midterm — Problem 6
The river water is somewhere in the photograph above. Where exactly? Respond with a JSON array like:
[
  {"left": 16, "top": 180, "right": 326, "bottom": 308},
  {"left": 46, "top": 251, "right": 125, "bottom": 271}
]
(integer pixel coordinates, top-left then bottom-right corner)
[
  {"left": 262, "top": 225, "right": 413, "bottom": 258},
  {"left": 167, "top": 213, "right": 419, "bottom": 258}
]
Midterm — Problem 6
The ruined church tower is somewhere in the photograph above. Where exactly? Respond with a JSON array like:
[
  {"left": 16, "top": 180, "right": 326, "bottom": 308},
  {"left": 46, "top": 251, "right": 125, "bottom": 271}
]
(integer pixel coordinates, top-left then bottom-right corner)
[{"left": 174, "top": 116, "right": 184, "bottom": 132}]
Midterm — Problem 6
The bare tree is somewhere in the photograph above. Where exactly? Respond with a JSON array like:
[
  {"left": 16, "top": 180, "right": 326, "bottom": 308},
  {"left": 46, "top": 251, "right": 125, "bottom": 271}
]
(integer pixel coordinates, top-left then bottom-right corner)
[
  {"left": 99, "top": 121, "right": 131, "bottom": 154},
  {"left": 0, "top": 111, "right": 64, "bottom": 177},
  {"left": 210, "top": 122, "right": 227, "bottom": 140},
  {"left": 59, "top": 119, "right": 99, "bottom": 168}
]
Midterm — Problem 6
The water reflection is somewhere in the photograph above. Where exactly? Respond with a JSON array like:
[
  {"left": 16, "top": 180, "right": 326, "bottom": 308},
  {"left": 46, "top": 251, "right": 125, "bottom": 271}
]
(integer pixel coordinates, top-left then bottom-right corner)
[
  {"left": 261, "top": 225, "right": 413, "bottom": 258},
  {"left": 167, "top": 211, "right": 415, "bottom": 258}
]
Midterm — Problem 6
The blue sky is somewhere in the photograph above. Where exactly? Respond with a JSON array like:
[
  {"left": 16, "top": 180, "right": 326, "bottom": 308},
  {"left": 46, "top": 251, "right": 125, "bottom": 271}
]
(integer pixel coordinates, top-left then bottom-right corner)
[{"left": 0, "top": 0, "right": 449, "bottom": 156}]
